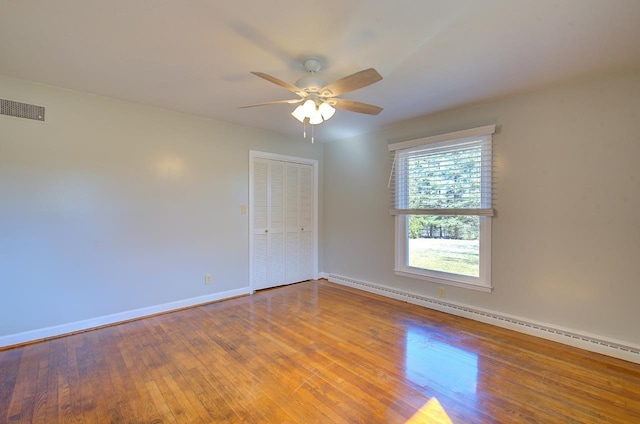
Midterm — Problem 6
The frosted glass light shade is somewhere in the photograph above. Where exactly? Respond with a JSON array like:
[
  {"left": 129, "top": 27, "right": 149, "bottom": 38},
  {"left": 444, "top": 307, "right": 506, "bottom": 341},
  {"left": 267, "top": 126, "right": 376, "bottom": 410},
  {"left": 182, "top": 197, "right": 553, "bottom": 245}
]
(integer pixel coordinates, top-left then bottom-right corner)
[
  {"left": 309, "top": 109, "right": 323, "bottom": 125},
  {"left": 318, "top": 102, "right": 335, "bottom": 120},
  {"left": 291, "top": 105, "right": 306, "bottom": 122},
  {"left": 302, "top": 99, "right": 317, "bottom": 118}
]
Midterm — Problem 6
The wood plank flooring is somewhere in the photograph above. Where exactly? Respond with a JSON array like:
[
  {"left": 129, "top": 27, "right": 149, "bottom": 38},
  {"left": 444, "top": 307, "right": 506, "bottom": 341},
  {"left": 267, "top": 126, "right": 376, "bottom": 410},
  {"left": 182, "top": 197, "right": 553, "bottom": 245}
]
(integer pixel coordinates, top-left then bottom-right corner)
[{"left": 1, "top": 280, "right": 640, "bottom": 423}]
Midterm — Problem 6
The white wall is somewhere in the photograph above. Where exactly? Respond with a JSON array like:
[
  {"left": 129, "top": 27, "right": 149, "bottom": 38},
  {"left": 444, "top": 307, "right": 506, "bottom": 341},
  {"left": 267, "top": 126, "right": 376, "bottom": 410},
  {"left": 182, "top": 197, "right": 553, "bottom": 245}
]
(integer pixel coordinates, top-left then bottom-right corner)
[
  {"left": 4, "top": 70, "right": 639, "bottom": 351},
  {"left": 0, "top": 75, "right": 323, "bottom": 339},
  {"left": 323, "top": 70, "right": 640, "bottom": 346}
]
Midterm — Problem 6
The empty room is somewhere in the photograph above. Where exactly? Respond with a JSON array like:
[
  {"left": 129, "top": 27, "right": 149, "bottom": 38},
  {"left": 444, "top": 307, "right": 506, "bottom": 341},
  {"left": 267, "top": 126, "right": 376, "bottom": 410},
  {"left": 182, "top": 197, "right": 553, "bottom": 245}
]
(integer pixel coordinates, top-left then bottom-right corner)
[{"left": 1, "top": 1, "right": 639, "bottom": 423}]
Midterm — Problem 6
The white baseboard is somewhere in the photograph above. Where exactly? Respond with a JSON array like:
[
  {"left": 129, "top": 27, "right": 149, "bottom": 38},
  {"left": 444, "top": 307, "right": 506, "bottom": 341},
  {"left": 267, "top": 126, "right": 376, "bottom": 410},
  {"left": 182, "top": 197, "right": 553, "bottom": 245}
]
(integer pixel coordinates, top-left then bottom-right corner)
[
  {"left": 316, "top": 272, "right": 330, "bottom": 280},
  {"left": 0, "top": 287, "right": 251, "bottom": 349},
  {"left": 328, "top": 273, "right": 640, "bottom": 364}
]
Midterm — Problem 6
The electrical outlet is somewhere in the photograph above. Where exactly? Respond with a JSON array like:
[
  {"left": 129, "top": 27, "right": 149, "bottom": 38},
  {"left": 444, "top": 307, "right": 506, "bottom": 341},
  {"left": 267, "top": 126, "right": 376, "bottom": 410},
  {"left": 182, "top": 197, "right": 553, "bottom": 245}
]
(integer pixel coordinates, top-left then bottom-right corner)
[
  {"left": 205, "top": 274, "right": 212, "bottom": 285},
  {"left": 439, "top": 287, "right": 446, "bottom": 298}
]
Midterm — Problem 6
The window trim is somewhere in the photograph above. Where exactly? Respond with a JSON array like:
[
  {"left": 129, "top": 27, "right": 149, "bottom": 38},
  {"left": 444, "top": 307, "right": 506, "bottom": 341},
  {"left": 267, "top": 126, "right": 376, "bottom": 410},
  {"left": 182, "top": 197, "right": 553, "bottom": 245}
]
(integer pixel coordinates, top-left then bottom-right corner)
[{"left": 389, "top": 125, "right": 495, "bottom": 292}]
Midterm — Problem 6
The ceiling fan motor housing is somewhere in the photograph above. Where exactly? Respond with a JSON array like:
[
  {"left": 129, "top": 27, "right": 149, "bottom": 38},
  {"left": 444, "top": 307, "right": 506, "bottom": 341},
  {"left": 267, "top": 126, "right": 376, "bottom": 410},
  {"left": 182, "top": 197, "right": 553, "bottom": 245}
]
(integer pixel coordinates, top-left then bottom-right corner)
[
  {"left": 296, "top": 59, "right": 326, "bottom": 92},
  {"left": 295, "top": 75, "right": 327, "bottom": 93}
]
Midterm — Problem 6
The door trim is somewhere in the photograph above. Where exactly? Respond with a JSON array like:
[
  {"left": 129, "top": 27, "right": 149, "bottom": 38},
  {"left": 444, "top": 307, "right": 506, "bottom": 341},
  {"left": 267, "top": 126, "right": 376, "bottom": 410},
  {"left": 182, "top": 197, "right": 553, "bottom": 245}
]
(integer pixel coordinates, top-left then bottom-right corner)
[{"left": 249, "top": 150, "right": 319, "bottom": 292}]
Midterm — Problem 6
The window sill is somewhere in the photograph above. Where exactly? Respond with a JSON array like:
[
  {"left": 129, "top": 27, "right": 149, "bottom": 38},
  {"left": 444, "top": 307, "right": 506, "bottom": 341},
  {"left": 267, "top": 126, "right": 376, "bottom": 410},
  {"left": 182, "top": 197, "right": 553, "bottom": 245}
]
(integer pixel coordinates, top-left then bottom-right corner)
[{"left": 394, "top": 269, "right": 493, "bottom": 293}]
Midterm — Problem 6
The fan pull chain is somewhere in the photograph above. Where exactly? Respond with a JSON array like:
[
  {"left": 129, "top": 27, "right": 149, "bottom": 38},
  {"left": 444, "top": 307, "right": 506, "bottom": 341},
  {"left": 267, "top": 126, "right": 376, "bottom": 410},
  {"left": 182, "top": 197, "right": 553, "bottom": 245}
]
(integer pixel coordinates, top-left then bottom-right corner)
[
  {"left": 311, "top": 124, "right": 315, "bottom": 144},
  {"left": 303, "top": 121, "right": 307, "bottom": 139}
]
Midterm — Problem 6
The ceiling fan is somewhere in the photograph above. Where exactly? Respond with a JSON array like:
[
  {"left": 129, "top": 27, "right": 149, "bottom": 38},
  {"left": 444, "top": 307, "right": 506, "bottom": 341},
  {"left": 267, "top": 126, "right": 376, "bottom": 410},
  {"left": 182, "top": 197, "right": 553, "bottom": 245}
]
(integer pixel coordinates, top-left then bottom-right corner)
[{"left": 240, "top": 59, "right": 383, "bottom": 131}]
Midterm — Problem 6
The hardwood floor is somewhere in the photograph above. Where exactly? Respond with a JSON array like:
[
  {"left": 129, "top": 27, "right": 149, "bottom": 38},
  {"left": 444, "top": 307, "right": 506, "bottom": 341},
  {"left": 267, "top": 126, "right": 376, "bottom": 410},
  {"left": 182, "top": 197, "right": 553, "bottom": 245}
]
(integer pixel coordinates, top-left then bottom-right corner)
[{"left": 1, "top": 280, "right": 640, "bottom": 423}]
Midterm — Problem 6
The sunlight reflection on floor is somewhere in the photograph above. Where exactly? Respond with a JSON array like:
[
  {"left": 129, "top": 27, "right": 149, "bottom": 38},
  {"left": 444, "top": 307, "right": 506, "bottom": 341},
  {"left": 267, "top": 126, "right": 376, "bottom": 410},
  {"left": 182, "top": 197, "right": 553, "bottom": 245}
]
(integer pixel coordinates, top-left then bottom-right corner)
[
  {"left": 405, "top": 327, "right": 478, "bottom": 396},
  {"left": 403, "top": 326, "right": 480, "bottom": 422},
  {"left": 405, "top": 397, "right": 454, "bottom": 424}
]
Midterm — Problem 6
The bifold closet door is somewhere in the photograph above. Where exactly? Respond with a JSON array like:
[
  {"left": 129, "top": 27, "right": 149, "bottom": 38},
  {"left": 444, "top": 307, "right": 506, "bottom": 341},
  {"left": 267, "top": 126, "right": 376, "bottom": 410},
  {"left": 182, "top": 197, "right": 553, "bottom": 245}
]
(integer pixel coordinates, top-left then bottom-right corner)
[
  {"left": 297, "top": 164, "right": 314, "bottom": 281},
  {"left": 285, "top": 163, "right": 314, "bottom": 284},
  {"left": 252, "top": 159, "right": 284, "bottom": 290},
  {"left": 252, "top": 157, "right": 314, "bottom": 291}
]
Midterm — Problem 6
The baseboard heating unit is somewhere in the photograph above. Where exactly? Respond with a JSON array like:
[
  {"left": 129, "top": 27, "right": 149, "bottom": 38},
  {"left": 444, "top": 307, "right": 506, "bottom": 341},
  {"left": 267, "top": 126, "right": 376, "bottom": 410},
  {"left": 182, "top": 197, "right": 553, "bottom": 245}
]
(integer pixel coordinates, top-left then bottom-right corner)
[{"left": 327, "top": 273, "right": 640, "bottom": 364}]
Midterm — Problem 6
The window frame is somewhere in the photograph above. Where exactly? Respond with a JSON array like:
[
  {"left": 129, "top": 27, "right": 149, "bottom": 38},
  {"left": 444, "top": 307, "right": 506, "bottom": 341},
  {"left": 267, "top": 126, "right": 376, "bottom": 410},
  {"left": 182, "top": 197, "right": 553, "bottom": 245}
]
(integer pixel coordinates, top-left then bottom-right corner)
[{"left": 389, "top": 126, "right": 495, "bottom": 292}]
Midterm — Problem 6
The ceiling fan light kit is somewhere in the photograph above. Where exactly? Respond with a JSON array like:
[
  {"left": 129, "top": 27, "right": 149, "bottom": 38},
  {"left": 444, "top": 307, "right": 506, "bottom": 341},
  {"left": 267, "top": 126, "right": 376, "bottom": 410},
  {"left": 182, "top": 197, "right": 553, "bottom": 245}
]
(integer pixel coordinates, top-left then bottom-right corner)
[
  {"left": 291, "top": 98, "right": 335, "bottom": 123},
  {"left": 241, "top": 58, "right": 383, "bottom": 142}
]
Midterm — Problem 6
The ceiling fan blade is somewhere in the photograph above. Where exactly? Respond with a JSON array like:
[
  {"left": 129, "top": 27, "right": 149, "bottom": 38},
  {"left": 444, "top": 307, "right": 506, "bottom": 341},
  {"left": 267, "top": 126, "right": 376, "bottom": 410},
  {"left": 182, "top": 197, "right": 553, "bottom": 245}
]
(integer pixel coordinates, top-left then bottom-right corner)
[
  {"left": 239, "top": 99, "right": 303, "bottom": 109},
  {"left": 319, "top": 68, "right": 382, "bottom": 97},
  {"left": 251, "top": 72, "right": 302, "bottom": 94},
  {"left": 332, "top": 98, "right": 383, "bottom": 115}
]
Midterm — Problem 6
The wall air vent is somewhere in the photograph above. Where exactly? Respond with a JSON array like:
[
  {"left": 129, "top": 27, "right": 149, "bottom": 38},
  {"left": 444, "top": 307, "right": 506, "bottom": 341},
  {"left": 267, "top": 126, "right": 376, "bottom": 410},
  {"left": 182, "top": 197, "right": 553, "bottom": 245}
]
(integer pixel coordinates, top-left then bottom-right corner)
[{"left": 1, "top": 98, "right": 45, "bottom": 121}]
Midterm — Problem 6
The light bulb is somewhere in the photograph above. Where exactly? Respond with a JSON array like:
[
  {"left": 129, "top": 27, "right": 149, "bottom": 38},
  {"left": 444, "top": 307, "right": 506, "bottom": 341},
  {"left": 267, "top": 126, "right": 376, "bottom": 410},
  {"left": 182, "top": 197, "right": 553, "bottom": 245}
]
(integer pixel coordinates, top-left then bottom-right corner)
[
  {"left": 318, "top": 102, "right": 335, "bottom": 120},
  {"left": 302, "top": 99, "right": 317, "bottom": 118},
  {"left": 291, "top": 105, "right": 306, "bottom": 122}
]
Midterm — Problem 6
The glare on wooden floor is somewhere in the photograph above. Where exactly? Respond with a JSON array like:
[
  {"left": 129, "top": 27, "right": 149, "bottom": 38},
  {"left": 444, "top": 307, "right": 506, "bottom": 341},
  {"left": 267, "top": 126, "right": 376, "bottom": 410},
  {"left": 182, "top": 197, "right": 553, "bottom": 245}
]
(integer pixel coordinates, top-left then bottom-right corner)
[{"left": 405, "top": 397, "right": 453, "bottom": 424}]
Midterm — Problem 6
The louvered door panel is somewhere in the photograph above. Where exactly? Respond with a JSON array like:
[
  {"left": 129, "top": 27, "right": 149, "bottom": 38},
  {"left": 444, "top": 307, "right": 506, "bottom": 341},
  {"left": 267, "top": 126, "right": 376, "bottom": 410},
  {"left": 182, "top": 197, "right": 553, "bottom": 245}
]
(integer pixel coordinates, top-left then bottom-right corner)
[
  {"left": 251, "top": 155, "right": 315, "bottom": 291},
  {"left": 285, "top": 164, "right": 300, "bottom": 283},
  {"left": 253, "top": 234, "right": 268, "bottom": 288},
  {"left": 299, "top": 230, "right": 314, "bottom": 280},
  {"left": 268, "top": 162, "right": 285, "bottom": 286},
  {"left": 269, "top": 232, "right": 285, "bottom": 286},
  {"left": 298, "top": 164, "right": 314, "bottom": 281},
  {"left": 300, "top": 165, "right": 313, "bottom": 230},
  {"left": 286, "top": 165, "right": 300, "bottom": 232},
  {"left": 252, "top": 160, "right": 269, "bottom": 289},
  {"left": 270, "top": 162, "right": 285, "bottom": 233}
]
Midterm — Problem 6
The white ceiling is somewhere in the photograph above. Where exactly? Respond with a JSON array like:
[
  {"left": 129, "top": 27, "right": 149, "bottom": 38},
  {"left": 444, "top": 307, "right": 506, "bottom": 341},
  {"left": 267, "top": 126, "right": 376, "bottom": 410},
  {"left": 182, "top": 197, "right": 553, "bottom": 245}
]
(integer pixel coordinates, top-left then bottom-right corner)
[{"left": 1, "top": 0, "right": 639, "bottom": 142}]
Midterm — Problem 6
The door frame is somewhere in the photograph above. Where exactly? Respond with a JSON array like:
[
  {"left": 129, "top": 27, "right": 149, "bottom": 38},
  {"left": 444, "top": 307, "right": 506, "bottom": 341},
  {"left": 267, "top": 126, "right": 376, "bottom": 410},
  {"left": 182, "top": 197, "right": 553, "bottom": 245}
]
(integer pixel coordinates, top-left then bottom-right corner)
[{"left": 249, "top": 150, "right": 319, "bottom": 292}]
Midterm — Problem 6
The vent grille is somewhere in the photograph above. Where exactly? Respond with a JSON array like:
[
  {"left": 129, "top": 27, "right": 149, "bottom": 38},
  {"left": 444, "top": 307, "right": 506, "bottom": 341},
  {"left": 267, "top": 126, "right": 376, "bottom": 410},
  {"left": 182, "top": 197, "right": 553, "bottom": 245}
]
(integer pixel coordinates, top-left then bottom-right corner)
[{"left": 1, "top": 99, "right": 45, "bottom": 121}]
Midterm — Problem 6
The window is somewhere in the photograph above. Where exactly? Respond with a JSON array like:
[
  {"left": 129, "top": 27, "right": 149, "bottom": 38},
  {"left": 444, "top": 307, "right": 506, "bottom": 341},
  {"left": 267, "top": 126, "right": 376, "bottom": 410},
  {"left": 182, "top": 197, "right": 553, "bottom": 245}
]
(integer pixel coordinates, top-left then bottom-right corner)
[{"left": 389, "top": 125, "right": 495, "bottom": 291}]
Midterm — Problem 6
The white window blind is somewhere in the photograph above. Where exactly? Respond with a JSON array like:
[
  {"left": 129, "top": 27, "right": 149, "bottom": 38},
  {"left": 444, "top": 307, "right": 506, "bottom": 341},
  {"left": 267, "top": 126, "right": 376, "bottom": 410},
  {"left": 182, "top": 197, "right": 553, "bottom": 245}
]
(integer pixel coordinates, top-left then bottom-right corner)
[{"left": 389, "top": 125, "right": 495, "bottom": 217}]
